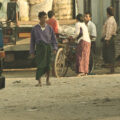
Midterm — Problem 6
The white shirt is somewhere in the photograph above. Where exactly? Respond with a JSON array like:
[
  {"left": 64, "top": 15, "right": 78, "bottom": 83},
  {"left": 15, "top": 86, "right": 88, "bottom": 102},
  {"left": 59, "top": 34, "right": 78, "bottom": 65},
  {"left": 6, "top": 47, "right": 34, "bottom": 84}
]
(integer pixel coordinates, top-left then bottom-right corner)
[
  {"left": 74, "top": 22, "right": 91, "bottom": 43},
  {"left": 87, "top": 21, "right": 97, "bottom": 41},
  {"left": 39, "top": 24, "right": 47, "bottom": 31}
]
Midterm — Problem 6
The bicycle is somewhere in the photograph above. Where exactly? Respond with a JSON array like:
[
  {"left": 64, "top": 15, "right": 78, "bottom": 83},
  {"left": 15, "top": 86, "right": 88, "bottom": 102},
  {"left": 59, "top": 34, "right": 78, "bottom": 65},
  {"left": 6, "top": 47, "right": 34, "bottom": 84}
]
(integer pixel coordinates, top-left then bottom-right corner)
[{"left": 54, "top": 34, "right": 94, "bottom": 77}]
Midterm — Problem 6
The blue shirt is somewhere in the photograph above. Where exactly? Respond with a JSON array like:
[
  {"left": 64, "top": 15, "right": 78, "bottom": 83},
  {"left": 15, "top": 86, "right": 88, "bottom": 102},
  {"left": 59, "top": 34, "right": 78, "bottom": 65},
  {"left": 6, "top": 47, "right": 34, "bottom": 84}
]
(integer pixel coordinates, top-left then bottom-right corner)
[{"left": 30, "top": 24, "right": 58, "bottom": 54}]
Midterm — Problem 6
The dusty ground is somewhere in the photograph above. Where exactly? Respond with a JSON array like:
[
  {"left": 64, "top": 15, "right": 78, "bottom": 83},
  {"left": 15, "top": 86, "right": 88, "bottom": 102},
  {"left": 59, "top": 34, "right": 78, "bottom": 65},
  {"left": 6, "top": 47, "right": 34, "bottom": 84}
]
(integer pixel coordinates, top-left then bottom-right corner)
[{"left": 0, "top": 70, "right": 120, "bottom": 120}]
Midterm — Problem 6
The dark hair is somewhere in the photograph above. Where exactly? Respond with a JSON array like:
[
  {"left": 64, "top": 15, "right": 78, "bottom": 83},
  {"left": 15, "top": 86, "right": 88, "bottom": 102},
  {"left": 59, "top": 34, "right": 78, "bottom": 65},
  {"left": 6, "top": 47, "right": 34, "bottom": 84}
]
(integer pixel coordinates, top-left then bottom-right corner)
[
  {"left": 76, "top": 14, "right": 84, "bottom": 22},
  {"left": 48, "top": 11, "right": 55, "bottom": 18},
  {"left": 107, "top": 7, "right": 114, "bottom": 16},
  {"left": 38, "top": 11, "right": 47, "bottom": 19},
  {"left": 85, "top": 12, "right": 92, "bottom": 17}
]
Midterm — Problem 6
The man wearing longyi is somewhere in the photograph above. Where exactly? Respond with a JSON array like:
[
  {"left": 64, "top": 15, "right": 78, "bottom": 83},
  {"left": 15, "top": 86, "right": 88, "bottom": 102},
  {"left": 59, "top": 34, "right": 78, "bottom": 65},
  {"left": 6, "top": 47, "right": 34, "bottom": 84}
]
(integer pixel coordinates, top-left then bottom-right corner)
[{"left": 30, "top": 11, "right": 58, "bottom": 87}]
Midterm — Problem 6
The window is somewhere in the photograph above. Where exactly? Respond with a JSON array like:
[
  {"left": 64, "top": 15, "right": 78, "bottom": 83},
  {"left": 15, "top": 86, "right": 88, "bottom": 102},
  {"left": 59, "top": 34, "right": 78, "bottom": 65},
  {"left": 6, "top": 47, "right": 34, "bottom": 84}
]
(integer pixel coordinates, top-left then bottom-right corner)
[{"left": 84, "top": 0, "right": 91, "bottom": 14}]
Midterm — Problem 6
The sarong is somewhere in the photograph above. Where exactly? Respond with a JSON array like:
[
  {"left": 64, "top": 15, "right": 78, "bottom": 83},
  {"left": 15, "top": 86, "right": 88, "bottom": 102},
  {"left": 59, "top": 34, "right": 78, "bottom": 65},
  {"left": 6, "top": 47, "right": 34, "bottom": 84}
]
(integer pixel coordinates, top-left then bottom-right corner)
[
  {"left": 36, "top": 41, "right": 52, "bottom": 80},
  {"left": 102, "top": 36, "right": 115, "bottom": 64},
  {"left": 76, "top": 40, "right": 91, "bottom": 74}
]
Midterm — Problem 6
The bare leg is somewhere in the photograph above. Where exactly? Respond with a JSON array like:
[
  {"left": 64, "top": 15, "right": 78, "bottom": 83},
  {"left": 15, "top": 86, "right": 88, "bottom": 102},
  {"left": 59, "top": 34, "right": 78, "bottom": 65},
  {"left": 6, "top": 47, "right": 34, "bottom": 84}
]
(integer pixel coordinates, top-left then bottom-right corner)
[
  {"left": 35, "top": 77, "right": 42, "bottom": 87},
  {"left": 52, "top": 64, "right": 55, "bottom": 76},
  {"left": 46, "top": 71, "right": 51, "bottom": 85},
  {"left": 77, "top": 72, "right": 86, "bottom": 77}
]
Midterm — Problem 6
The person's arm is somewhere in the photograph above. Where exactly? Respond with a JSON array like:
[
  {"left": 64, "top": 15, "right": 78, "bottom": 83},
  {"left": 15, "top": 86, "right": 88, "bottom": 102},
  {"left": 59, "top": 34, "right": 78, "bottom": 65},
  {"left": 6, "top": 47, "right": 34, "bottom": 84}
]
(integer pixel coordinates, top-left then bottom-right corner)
[
  {"left": 74, "top": 23, "right": 80, "bottom": 37},
  {"left": 77, "top": 27, "right": 83, "bottom": 39},
  {"left": 30, "top": 28, "right": 35, "bottom": 56},
  {"left": 72, "top": 23, "right": 81, "bottom": 40}
]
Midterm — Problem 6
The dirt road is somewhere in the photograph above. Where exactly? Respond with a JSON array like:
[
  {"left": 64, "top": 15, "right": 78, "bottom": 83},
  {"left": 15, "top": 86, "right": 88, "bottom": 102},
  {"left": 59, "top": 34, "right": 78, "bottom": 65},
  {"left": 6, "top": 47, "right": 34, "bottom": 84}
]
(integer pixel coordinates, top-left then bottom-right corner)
[{"left": 0, "top": 72, "right": 120, "bottom": 120}]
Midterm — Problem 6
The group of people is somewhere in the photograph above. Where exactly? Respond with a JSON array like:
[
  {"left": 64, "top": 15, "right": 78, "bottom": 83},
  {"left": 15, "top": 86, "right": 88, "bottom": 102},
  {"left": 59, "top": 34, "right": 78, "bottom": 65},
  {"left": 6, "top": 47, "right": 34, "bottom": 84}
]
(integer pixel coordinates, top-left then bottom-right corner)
[
  {"left": 30, "top": 6, "right": 117, "bottom": 87},
  {"left": 72, "top": 13, "right": 96, "bottom": 77}
]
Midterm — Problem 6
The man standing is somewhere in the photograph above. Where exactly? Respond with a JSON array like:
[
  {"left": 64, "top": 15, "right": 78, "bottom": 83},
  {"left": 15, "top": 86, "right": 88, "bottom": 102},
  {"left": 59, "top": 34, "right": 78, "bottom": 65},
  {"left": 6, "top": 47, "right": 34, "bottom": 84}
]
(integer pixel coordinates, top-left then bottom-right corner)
[
  {"left": 84, "top": 12, "right": 97, "bottom": 54},
  {"left": 102, "top": 7, "right": 117, "bottom": 73},
  {"left": 30, "top": 11, "right": 58, "bottom": 86}
]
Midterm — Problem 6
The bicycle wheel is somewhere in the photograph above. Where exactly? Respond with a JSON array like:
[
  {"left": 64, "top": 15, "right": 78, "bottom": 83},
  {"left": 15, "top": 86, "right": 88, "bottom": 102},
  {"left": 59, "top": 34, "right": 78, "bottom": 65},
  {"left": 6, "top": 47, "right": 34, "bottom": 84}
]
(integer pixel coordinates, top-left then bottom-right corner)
[{"left": 54, "top": 48, "right": 68, "bottom": 77}]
